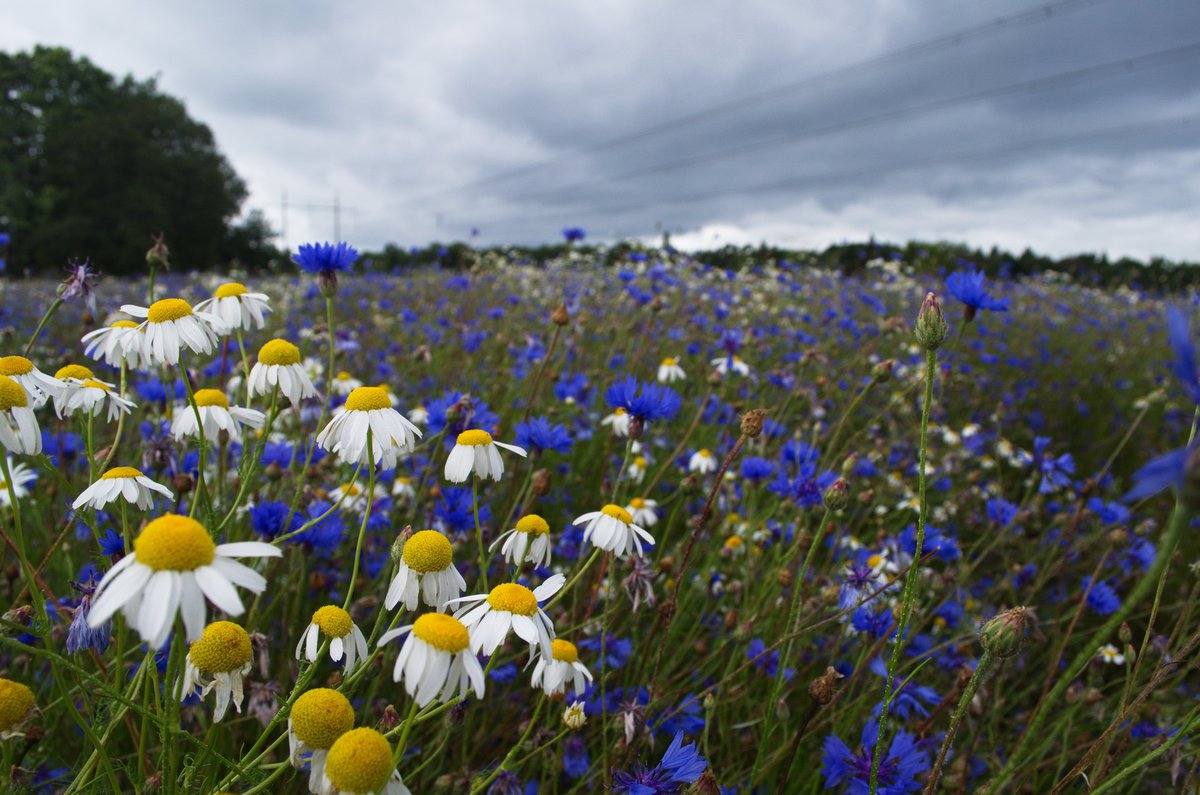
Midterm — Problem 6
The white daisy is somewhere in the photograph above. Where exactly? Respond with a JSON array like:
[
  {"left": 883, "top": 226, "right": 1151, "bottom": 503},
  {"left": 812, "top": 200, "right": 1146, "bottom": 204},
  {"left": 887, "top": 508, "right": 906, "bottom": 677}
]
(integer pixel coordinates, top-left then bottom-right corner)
[
  {"left": 120, "top": 298, "right": 225, "bottom": 366},
  {"left": 58, "top": 378, "right": 135, "bottom": 422},
  {"left": 81, "top": 319, "right": 147, "bottom": 370},
  {"left": 448, "top": 574, "right": 565, "bottom": 658},
  {"left": 391, "top": 475, "right": 416, "bottom": 500},
  {"left": 490, "top": 514, "right": 553, "bottom": 569},
  {"left": 49, "top": 364, "right": 100, "bottom": 415},
  {"left": 626, "top": 455, "right": 649, "bottom": 485},
  {"left": 572, "top": 504, "right": 656, "bottom": 559},
  {"left": 248, "top": 338, "right": 318, "bottom": 408},
  {"left": 0, "top": 458, "right": 36, "bottom": 506},
  {"left": 329, "top": 481, "right": 385, "bottom": 513},
  {"left": 319, "top": 728, "right": 411, "bottom": 795},
  {"left": 1098, "top": 643, "right": 1126, "bottom": 665},
  {"left": 287, "top": 688, "right": 356, "bottom": 794},
  {"left": 562, "top": 700, "right": 587, "bottom": 730},
  {"left": 384, "top": 530, "right": 466, "bottom": 612},
  {"left": 192, "top": 282, "right": 271, "bottom": 332},
  {"left": 600, "top": 407, "right": 631, "bottom": 437},
  {"left": 657, "top": 356, "right": 686, "bottom": 383},
  {"left": 317, "top": 386, "right": 422, "bottom": 469},
  {"left": 626, "top": 497, "right": 659, "bottom": 528},
  {"left": 177, "top": 621, "right": 252, "bottom": 721},
  {"left": 86, "top": 514, "right": 282, "bottom": 648},
  {"left": 378, "top": 612, "right": 485, "bottom": 707},
  {"left": 330, "top": 371, "right": 362, "bottom": 397},
  {"left": 688, "top": 448, "right": 719, "bottom": 474},
  {"left": 443, "top": 429, "right": 527, "bottom": 483},
  {"left": 529, "top": 638, "right": 593, "bottom": 697},
  {"left": 711, "top": 354, "right": 751, "bottom": 376},
  {"left": 296, "top": 605, "right": 369, "bottom": 674},
  {"left": 72, "top": 466, "right": 173, "bottom": 511},
  {"left": 407, "top": 405, "right": 429, "bottom": 425},
  {"left": 0, "top": 375, "right": 41, "bottom": 456},
  {"left": 171, "top": 389, "right": 264, "bottom": 442},
  {"left": 0, "top": 356, "right": 63, "bottom": 407}
]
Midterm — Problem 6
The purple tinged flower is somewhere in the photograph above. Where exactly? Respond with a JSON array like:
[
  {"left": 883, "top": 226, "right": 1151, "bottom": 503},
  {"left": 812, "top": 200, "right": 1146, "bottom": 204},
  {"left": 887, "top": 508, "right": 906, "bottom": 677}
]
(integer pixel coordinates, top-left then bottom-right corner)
[
  {"left": 612, "top": 732, "right": 706, "bottom": 794},
  {"left": 821, "top": 720, "right": 928, "bottom": 795},
  {"left": 67, "top": 588, "right": 110, "bottom": 654},
  {"left": 945, "top": 268, "right": 1008, "bottom": 321},
  {"left": 59, "top": 259, "right": 100, "bottom": 312}
]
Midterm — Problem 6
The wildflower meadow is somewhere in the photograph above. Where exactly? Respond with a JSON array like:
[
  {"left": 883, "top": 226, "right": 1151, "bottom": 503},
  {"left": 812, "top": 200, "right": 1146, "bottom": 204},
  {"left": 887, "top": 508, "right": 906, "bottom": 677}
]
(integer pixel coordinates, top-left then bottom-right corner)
[{"left": 0, "top": 240, "right": 1196, "bottom": 795}]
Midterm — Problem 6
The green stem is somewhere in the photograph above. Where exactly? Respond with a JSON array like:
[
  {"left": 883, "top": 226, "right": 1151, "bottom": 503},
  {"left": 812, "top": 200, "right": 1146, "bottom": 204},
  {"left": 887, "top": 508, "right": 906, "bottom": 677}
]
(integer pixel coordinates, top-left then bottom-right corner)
[
  {"left": 23, "top": 296, "right": 63, "bottom": 357},
  {"left": 342, "top": 432, "right": 376, "bottom": 610},
  {"left": 925, "top": 651, "right": 994, "bottom": 793}
]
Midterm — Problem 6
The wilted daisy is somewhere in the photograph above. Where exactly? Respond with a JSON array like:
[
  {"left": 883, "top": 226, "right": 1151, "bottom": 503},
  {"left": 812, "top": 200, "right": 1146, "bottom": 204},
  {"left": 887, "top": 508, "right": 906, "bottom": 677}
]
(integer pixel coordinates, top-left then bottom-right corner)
[
  {"left": 444, "top": 429, "right": 527, "bottom": 483},
  {"left": 296, "top": 605, "right": 369, "bottom": 673},
  {"left": 87, "top": 514, "right": 282, "bottom": 648},
  {"left": 171, "top": 389, "right": 264, "bottom": 442},
  {"left": 288, "top": 688, "right": 355, "bottom": 793},
  {"left": 248, "top": 338, "right": 318, "bottom": 407},
  {"left": 82, "top": 319, "right": 146, "bottom": 369},
  {"left": 0, "top": 679, "right": 35, "bottom": 739},
  {"left": 121, "top": 297, "right": 225, "bottom": 366},
  {"left": 573, "top": 504, "right": 655, "bottom": 559},
  {"left": 58, "top": 378, "right": 135, "bottom": 422},
  {"left": 530, "top": 638, "right": 593, "bottom": 697},
  {"left": 177, "top": 621, "right": 252, "bottom": 721},
  {"left": 330, "top": 371, "right": 363, "bottom": 397},
  {"left": 0, "top": 458, "right": 36, "bottom": 506},
  {"left": 601, "top": 407, "right": 631, "bottom": 437},
  {"left": 72, "top": 466, "right": 173, "bottom": 511},
  {"left": 449, "top": 574, "right": 565, "bottom": 657},
  {"left": 490, "top": 514, "right": 553, "bottom": 568},
  {"left": 626, "top": 497, "right": 659, "bottom": 527},
  {"left": 193, "top": 282, "right": 271, "bottom": 332},
  {"left": 0, "top": 356, "right": 62, "bottom": 407},
  {"left": 385, "top": 530, "right": 467, "bottom": 611},
  {"left": 688, "top": 449, "right": 719, "bottom": 474},
  {"left": 0, "top": 375, "right": 41, "bottom": 456},
  {"left": 657, "top": 357, "right": 686, "bottom": 383},
  {"left": 320, "top": 727, "right": 411, "bottom": 795},
  {"left": 711, "top": 354, "right": 751, "bottom": 376},
  {"left": 563, "top": 700, "right": 587, "bottom": 730},
  {"left": 318, "top": 386, "right": 422, "bottom": 469},
  {"left": 379, "top": 612, "right": 485, "bottom": 706}
]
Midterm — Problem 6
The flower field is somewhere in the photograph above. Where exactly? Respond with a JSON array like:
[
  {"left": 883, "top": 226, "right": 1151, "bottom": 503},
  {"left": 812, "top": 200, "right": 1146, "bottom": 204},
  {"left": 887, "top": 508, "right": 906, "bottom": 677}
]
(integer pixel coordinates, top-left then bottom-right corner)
[{"left": 0, "top": 244, "right": 1194, "bottom": 794}]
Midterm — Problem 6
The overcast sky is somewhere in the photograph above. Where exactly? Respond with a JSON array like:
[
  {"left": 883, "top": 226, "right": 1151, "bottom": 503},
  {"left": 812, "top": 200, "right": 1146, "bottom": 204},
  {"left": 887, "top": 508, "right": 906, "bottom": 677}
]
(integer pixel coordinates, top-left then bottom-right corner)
[{"left": 5, "top": 0, "right": 1200, "bottom": 259}]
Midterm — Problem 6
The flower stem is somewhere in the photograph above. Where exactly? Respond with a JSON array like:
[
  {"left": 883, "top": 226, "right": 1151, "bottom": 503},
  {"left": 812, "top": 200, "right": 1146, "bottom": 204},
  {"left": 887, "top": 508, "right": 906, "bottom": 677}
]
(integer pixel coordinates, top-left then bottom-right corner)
[{"left": 925, "top": 651, "right": 994, "bottom": 793}]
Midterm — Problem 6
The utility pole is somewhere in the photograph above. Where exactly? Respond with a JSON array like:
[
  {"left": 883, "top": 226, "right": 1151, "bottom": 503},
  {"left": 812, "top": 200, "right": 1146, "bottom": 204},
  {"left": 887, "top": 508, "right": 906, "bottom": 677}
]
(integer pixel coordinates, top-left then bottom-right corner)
[{"left": 278, "top": 193, "right": 358, "bottom": 246}]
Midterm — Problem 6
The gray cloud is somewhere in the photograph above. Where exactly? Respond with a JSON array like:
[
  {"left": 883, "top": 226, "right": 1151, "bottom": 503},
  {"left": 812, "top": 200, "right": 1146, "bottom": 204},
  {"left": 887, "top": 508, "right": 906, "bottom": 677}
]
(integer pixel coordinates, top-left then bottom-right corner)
[{"left": 3, "top": 0, "right": 1198, "bottom": 258}]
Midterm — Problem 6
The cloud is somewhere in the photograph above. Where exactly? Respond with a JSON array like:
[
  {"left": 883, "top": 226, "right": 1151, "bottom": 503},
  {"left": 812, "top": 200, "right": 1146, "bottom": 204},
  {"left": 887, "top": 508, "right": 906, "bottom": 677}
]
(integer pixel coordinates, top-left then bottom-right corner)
[{"left": 2, "top": 0, "right": 1198, "bottom": 258}]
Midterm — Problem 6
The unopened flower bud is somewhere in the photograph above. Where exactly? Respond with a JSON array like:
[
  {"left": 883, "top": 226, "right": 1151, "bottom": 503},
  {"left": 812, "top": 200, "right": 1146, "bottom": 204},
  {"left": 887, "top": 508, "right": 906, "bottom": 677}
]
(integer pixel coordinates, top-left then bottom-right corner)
[
  {"left": 872, "top": 359, "right": 894, "bottom": 383},
  {"left": 562, "top": 700, "right": 587, "bottom": 729},
  {"left": 629, "top": 416, "right": 645, "bottom": 440},
  {"left": 914, "top": 292, "right": 948, "bottom": 351},
  {"left": 391, "top": 526, "right": 414, "bottom": 564},
  {"left": 381, "top": 704, "right": 401, "bottom": 731},
  {"left": 172, "top": 473, "right": 194, "bottom": 495},
  {"left": 146, "top": 234, "right": 170, "bottom": 270},
  {"left": 740, "top": 408, "right": 768, "bottom": 438},
  {"left": 774, "top": 698, "right": 790, "bottom": 720},
  {"left": 531, "top": 468, "right": 552, "bottom": 496},
  {"left": 687, "top": 770, "right": 722, "bottom": 795},
  {"left": 979, "top": 606, "right": 1029, "bottom": 659},
  {"left": 808, "top": 666, "right": 844, "bottom": 706},
  {"left": 1118, "top": 622, "right": 1132, "bottom": 645},
  {"left": 841, "top": 454, "right": 858, "bottom": 478},
  {"left": 551, "top": 303, "right": 570, "bottom": 326},
  {"left": 822, "top": 478, "right": 849, "bottom": 512}
]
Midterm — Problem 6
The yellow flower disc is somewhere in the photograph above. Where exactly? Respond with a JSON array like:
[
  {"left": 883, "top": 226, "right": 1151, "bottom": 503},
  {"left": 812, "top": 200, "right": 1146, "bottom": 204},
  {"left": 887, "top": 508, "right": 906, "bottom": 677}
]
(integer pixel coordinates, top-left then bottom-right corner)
[
  {"left": 344, "top": 386, "right": 390, "bottom": 412},
  {"left": 193, "top": 389, "right": 230, "bottom": 408},
  {"left": 515, "top": 515, "right": 550, "bottom": 536},
  {"left": 291, "top": 688, "right": 354, "bottom": 750},
  {"left": 102, "top": 466, "right": 144, "bottom": 480},
  {"left": 312, "top": 605, "right": 353, "bottom": 638},
  {"left": 325, "top": 728, "right": 394, "bottom": 794},
  {"left": 257, "top": 339, "right": 301, "bottom": 367},
  {"left": 0, "top": 356, "right": 33, "bottom": 376},
  {"left": 0, "top": 679, "right": 33, "bottom": 732},
  {"left": 401, "top": 530, "right": 453, "bottom": 573},
  {"left": 487, "top": 583, "right": 538, "bottom": 616},
  {"left": 412, "top": 613, "right": 470, "bottom": 653},
  {"left": 551, "top": 639, "right": 578, "bottom": 663},
  {"left": 54, "top": 364, "right": 94, "bottom": 381},
  {"left": 133, "top": 514, "right": 216, "bottom": 571},
  {"left": 147, "top": 298, "right": 193, "bottom": 323},
  {"left": 0, "top": 376, "right": 27, "bottom": 411},
  {"left": 188, "top": 621, "right": 251, "bottom": 674},
  {"left": 600, "top": 504, "right": 633, "bottom": 525},
  {"left": 456, "top": 429, "right": 493, "bottom": 446},
  {"left": 214, "top": 282, "right": 248, "bottom": 298}
]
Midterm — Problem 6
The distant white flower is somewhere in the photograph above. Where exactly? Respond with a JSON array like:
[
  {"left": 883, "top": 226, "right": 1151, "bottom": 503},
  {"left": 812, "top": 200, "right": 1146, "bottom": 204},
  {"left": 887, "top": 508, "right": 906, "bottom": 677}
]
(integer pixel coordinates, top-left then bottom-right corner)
[
  {"left": 171, "top": 389, "right": 264, "bottom": 442},
  {"left": 490, "top": 514, "right": 553, "bottom": 568},
  {"left": 82, "top": 320, "right": 147, "bottom": 370},
  {"left": 530, "top": 638, "right": 593, "bottom": 697},
  {"left": 120, "top": 298, "right": 225, "bottom": 366},
  {"left": 0, "top": 376, "right": 40, "bottom": 456},
  {"left": 384, "top": 530, "right": 466, "bottom": 612},
  {"left": 177, "top": 621, "right": 252, "bottom": 721},
  {"left": 296, "top": 605, "right": 369, "bottom": 674},
  {"left": 248, "top": 339, "right": 318, "bottom": 407},
  {"left": 657, "top": 356, "right": 686, "bottom": 383},
  {"left": 448, "top": 575, "right": 565, "bottom": 658},
  {"left": 72, "top": 467, "right": 173, "bottom": 511},
  {"left": 378, "top": 613, "right": 485, "bottom": 707},
  {"left": 573, "top": 504, "right": 655, "bottom": 559},
  {"left": 444, "top": 429, "right": 526, "bottom": 483},
  {"left": 317, "top": 387, "right": 421, "bottom": 469},
  {"left": 193, "top": 282, "right": 271, "bottom": 332},
  {"left": 1098, "top": 643, "right": 1126, "bottom": 666},
  {"left": 0, "top": 458, "right": 36, "bottom": 506},
  {"left": 600, "top": 407, "right": 631, "bottom": 437},
  {"left": 711, "top": 355, "right": 750, "bottom": 376},
  {"left": 688, "top": 449, "right": 718, "bottom": 474}
]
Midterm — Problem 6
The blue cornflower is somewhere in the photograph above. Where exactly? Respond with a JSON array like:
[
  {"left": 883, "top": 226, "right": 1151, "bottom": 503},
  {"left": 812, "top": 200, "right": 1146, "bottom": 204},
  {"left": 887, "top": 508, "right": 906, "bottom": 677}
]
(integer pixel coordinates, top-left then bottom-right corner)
[
  {"left": 1029, "top": 437, "right": 1075, "bottom": 494},
  {"left": 746, "top": 638, "right": 794, "bottom": 681},
  {"left": 741, "top": 456, "right": 775, "bottom": 481},
  {"left": 612, "top": 732, "right": 706, "bottom": 794},
  {"left": 514, "top": 416, "right": 573, "bottom": 454},
  {"left": 868, "top": 658, "right": 938, "bottom": 720},
  {"left": 293, "top": 241, "right": 358, "bottom": 295},
  {"left": 986, "top": 497, "right": 1019, "bottom": 527},
  {"left": 285, "top": 500, "right": 346, "bottom": 555},
  {"left": 434, "top": 486, "right": 492, "bottom": 533},
  {"left": 945, "top": 268, "right": 1008, "bottom": 320},
  {"left": 822, "top": 720, "right": 928, "bottom": 795},
  {"left": 605, "top": 376, "right": 681, "bottom": 425},
  {"left": 250, "top": 501, "right": 291, "bottom": 540},
  {"left": 562, "top": 227, "right": 586, "bottom": 242},
  {"left": 563, "top": 735, "right": 590, "bottom": 779},
  {"left": 1083, "top": 577, "right": 1121, "bottom": 615},
  {"left": 97, "top": 528, "right": 125, "bottom": 558}
]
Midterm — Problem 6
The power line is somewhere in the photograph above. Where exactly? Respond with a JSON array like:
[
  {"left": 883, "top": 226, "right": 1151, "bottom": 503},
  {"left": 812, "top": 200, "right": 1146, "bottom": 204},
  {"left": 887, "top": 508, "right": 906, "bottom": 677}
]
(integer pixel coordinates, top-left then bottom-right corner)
[
  {"left": 467, "top": 40, "right": 1200, "bottom": 206},
  {"left": 454, "top": 115, "right": 1197, "bottom": 227},
  {"left": 407, "top": 0, "right": 1121, "bottom": 202}
]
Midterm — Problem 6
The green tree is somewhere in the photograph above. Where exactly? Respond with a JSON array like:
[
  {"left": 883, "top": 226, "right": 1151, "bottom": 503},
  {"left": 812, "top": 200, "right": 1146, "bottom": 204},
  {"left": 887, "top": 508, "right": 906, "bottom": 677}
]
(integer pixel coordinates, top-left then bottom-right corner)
[{"left": 0, "top": 45, "right": 266, "bottom": 275}]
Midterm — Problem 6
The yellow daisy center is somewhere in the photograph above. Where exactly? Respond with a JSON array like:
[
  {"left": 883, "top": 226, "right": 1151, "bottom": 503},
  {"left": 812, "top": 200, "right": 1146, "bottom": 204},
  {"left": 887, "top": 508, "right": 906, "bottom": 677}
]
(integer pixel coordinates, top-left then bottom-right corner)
[
  {"left": 338, "top": 371, "right": 356, "bottom": 381},
  {"left": 629, "top": 498, "right": 646, "bottom": 509},
  {"left": 0, "top": 376, "right": 27, "bottom": 410},
  {"left": 312, "top": 605, "right": 353, "bottom": 638},
  {"left": 147, "top": 298, "right": 193, "bottom": 323},
  {"left": 291, "top": 688, "right": 355, "bottom": 750},
  {"left": 401, "top": 530, "right": 453, "bottom": 573},
  {"left": 633, "top": 456, "right": 647, "bottom": 467},
  {"left": 258, "top": 339, "right": 301, "bottom": 367},
  {"left": 344, "top": 386, "right": 390, "bottom": 412},
  {"left": 54, "top": 364, "right": 94, "bottom": 381},
  {"left": 101, "top": 466, "right": 144, "bottom": 480},
  {"left": 457, "top": 429, "right": 493, "bottom": 446},
  {"left": 325, "top": 728, "right": 394, "bottom": 794},
  {"left": 112, "top": 320, "right": 140, "bottom": 329},
  {"left": 613, "top": 407, "right": 627, "bottom": 416},
  {"left": 551, "top": 638, "right": 578, "bottom": 663},
  {"left": 661, "top": 357, "right": 676, "bottom": 366},
  {"left": 867, "top": 553, "right": 884, "bottom": 569},
  {"left": 487, "top": 583, "right": 538, "bottom": 616},
  {"left": 724, "top": 536, "right": 744, "bottom": 549},
  {"left": 601, "top": 504, "right": 633, "bottom": 525},
  {"left": 412, "top": 613, "right": 470, "bottom": 653},
  {"left": 214, "top": 282, "right": 248, "bottom": 298},
  {"left": 0, "top": 679, "right": 33, "bottom": 732},
  {"left": 133, "top": 514, "right": 216, "bottom": 571},
  {"left": 698, "top": 449, "right": 712, "bottom": 458},
  {"left": 80, "top": 379, "right": 109, "bottom": 392},
  {"left": 188, "top": 621, "right": 251, "bottom": 674},
  {"left": 515, "top": 514, "right": 550, "bottom": 536},
  {"left": 193, "top": 389, "right": 229, "bottom": 408},
  {"left": 0, "top": 356, "right": 33, "bottom": 376}
]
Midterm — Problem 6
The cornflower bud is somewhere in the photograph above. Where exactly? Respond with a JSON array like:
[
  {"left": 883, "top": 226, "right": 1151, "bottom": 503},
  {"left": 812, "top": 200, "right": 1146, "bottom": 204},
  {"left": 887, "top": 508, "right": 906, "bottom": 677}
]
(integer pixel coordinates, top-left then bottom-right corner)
[
  {"left": 872, "top": 359, "right": 894, "bottom": 383},
  {"left": 979, "top": 606, "right": 1029, "bottom": 659},
  {"left": 808, "top": 666, "right": 844, "bottom": 706},
  {"left": 551, "top": 304, "right": 570, "bottom": 326},
  {"left": 822, "top": 478, "right": 849, "bottom": 512},
  {"left": 914, "top": 291, "right": 948, "bottom": 351}
]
